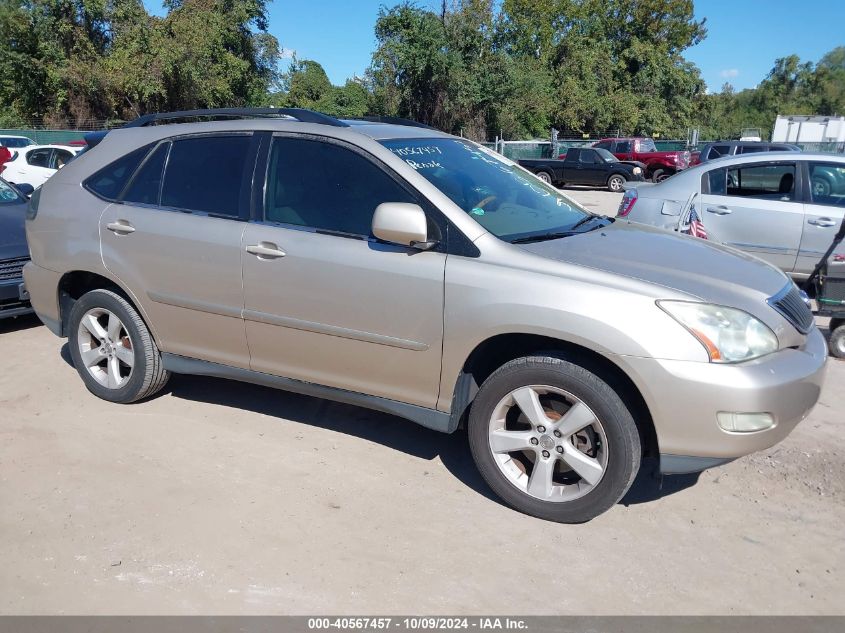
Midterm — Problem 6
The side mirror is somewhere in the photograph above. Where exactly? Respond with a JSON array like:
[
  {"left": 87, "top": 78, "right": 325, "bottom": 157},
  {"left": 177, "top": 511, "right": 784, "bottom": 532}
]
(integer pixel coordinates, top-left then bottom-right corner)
[
  {"left": 15, "top": 183, "right": 34, "bottom": 198},
  {"left": 372, "top": 203, "right": 437, "bottom": 250}
]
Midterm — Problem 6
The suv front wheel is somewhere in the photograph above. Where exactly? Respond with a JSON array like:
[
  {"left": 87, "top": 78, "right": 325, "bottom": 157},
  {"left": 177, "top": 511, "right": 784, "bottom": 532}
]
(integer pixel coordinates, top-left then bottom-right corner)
[
  {"left": 468, "top": 355, "right": 641, "bottom": 522},
  {"left": 68, "top": 289, "right": 170, "bottom": 403}
]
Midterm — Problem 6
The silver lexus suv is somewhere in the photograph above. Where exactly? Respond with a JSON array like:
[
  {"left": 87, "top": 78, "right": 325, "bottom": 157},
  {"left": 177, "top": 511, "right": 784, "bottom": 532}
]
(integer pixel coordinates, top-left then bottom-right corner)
[{"left": 23, "top": 109, "right": 828, "bottom": 522}]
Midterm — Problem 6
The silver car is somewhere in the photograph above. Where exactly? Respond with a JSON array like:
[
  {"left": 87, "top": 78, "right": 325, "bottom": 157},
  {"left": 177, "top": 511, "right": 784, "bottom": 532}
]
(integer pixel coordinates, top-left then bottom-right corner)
[
  {"left": 621, "top": 152, "right": 845, "bottom": 279},
  {"left": 23, "top": 109, "right": 828, "bottom": 523}
]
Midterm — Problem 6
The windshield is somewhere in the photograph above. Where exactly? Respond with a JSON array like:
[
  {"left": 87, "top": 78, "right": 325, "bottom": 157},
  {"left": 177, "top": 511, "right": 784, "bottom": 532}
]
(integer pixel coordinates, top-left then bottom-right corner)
[
  {"left": 381, "top": 138, "right": 607, "bottom": 243},
  {"left": 0, "top": 179, "right": 24, "bottom": 204},
  {"left": 595, "top": 148, "right": 618, "bottom": 163},
  {"left": 1, "top": 137, "right": 34, "bottom": 148}
]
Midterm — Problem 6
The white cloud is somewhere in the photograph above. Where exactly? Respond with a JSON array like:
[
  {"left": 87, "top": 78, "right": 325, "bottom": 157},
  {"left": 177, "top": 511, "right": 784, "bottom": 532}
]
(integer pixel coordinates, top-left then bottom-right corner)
[
  {"left": 720, "top": 68, "right": 739, "bottom": 78},
  {"left": 279, "top": 47, "right": 296, "bottom": 60}
]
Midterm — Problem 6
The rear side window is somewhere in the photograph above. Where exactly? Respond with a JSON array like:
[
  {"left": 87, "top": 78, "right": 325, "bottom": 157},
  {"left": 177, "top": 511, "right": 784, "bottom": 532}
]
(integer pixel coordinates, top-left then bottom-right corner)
[
  {"left": 726, "top": 163, "right": 796, "bottom": 201},
  {"left": 615, "top": 141, "right": 632, "bottom": 153},
  {"left": 707, "top": 145, "right": 731, "bottom": 160},
  {"left": 739, "top": 145, "right": 766, "bottom": 154},
  {"left": 265, "top": 137, "right": 415, "bottom": 236},
  {"left": 160, "top": 135, "right": 251, "bottom": 217},
  {"left": 85, "top": 145, "right": 152, "bottom": 200},
  {"left": 123, "top": 143, "right": 170, "bottom": 206}
]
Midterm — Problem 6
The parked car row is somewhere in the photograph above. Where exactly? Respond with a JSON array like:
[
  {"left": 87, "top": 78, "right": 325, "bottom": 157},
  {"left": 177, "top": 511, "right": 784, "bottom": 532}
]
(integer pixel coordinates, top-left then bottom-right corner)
[{"left": 18, "top": 108, "right": 828, "bottom": 524}]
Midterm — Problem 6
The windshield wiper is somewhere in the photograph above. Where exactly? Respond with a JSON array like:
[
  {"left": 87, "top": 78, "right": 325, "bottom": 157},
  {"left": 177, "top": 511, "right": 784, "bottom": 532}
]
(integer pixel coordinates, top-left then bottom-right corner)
[
  {"left": 510, "top": 215, "right": 610, "bottom": 244},
  {"left": 510, "top": 231, "right": 579, "bottom": 244}
]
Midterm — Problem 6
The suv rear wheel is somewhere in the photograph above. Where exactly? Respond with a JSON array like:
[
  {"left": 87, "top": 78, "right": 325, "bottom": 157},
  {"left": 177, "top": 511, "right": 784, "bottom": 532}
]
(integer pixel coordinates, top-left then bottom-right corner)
[
  {"left": 468, "top": 355, "right": 641, "bottom": 522},
  {"left": 68, "top": 289, "right": 170, "bottom": 403}
]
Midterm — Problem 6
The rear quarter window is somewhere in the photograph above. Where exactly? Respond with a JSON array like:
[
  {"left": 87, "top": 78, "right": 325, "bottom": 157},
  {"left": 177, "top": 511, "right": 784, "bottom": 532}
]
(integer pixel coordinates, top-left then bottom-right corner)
[{"left": 84, "top": 145, "right": 153, "bottom": 201}]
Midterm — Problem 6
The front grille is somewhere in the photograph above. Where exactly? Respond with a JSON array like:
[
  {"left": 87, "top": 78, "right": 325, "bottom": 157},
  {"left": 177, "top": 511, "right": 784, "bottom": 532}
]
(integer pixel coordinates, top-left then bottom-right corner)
[
  {"left": 768, "top": 283, "right": 814, "bottom": 334},
  {"left": 0, "top": 256, "right": 29, "bottom": 282}
]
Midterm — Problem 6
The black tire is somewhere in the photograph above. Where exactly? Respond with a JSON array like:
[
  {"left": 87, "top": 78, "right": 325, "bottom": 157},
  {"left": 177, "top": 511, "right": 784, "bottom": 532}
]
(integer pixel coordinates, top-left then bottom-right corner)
[
  {"left": 830, "top": 324, "right": 845, "bottom": 359},
  {"left": 467, "top": 355, "right": 641, "bottom": 523},
  {"left": 68, "top": 289, "right": 170, "bottom": 403},
  {"left": 607, "top": 174, "right": 626, "bottom": 192},
  {"left": 535, "top": 171, "right": 553, "bottom": 185}
]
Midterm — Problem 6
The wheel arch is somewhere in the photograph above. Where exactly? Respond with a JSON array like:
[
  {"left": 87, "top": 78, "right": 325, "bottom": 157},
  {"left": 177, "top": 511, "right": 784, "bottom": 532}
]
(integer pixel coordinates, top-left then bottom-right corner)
[
  {"left": 56, "top": 270, "right": 161, "bottom": 345},
  {"left": 448, "top": 333, "right": 659, "bottom": 458}
]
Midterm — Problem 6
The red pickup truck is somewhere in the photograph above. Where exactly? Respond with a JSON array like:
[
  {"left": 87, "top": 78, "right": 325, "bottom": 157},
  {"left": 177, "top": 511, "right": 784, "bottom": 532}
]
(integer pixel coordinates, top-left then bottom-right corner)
[{"left": 591, "top": 137, "right": 690, "bottom": 182}]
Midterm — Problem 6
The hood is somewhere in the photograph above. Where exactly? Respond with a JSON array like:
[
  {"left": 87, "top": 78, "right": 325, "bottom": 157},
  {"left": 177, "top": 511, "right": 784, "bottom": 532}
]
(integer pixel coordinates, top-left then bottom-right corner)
[
  {"left": 0, "top": 200, "right": 29, "bottom": 260},
  {"left": 518, "top": 220, "right": 790, "bottom": 303}
]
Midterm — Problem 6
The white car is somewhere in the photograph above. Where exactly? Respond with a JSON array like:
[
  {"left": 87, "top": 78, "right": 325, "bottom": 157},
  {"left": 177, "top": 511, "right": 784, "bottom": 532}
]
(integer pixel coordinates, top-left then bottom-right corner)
[
  {"left": 0, "top": 135, "right": 36, "bottom": 149},
  {"left": 1, "top": 144, "right": 81, "bottom": 188}
]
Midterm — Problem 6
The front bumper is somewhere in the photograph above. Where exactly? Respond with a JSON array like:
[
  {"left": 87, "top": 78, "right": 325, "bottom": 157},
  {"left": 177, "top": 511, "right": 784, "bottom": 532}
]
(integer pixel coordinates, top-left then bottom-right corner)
[
  {"left": 615, "top": 327, "right": 828, "bottom": 474},
  {"left": 0, "top": 277, "right": 32, "bottom": 319}
]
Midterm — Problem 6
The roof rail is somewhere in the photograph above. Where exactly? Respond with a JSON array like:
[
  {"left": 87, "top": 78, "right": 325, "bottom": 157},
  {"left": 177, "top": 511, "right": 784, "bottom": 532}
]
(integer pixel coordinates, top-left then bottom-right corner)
[
  {"left": 346, "top": 116, "right": 436, "bottom": 130},
  {"left": 122, "top": 108, "right": 349, "bottom": 128}
]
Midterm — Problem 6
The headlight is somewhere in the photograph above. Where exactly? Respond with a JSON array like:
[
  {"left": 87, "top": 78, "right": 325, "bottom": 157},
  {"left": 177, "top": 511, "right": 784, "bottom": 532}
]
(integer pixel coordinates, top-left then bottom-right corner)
[
  {"left": 633, "top": 167, "right": 642, "bottom": 175},
  {"left": 658, "top": 301, "right": 778, "bottom": 363}
]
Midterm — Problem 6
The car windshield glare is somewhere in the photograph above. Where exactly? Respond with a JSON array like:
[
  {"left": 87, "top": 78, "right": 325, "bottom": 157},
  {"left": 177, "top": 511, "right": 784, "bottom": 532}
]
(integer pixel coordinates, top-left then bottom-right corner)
[{"left": 381, "top": 138, "right": 597, "bottom": 243}]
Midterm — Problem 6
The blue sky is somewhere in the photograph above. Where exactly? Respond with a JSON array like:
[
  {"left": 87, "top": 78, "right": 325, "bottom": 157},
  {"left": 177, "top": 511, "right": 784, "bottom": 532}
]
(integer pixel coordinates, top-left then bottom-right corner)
[{"left": 145, "top": 0, "right": 844, "bottom": 91}]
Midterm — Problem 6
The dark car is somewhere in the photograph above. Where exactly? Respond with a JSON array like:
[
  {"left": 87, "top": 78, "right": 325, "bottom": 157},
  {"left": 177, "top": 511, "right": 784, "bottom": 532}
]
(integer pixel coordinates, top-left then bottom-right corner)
[
  {"left": 691, "top": 141, "right": 801, "bottom": 166},
  {"left": 0, "top": 178, "right": 34, "bottom": 319},
  {"left": 518, "top": 147, "right": 645, "bottom": 191}
]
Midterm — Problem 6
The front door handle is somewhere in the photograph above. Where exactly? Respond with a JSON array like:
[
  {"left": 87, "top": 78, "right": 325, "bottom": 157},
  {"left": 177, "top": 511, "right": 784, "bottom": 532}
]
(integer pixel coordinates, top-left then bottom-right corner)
[
  {"left": 808, "top": 217, "right": 837, "bottom": 227},
  {"left": 106, "top": 220, "right": 135, "bottom": 234},
  {"left": 246, "top": 242, "right": 286, "bottom": 259},
  {"left": 706, "top": 206, "right": 732, "bottom": 215}
]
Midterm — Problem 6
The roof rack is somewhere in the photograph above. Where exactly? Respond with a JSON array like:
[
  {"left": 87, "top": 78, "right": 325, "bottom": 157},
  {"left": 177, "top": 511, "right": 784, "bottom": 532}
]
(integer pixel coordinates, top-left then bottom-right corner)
[
  {"left": 122, "top": 107, "right": 349, "bottom": 128},
  {"left": 346, "top": 116, "right": 435, "bottom": 130}
]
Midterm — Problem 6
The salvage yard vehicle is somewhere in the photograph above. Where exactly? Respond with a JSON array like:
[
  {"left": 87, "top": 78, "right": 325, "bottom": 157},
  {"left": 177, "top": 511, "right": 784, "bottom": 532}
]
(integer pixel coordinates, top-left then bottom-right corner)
[
  {"left": 24, "top": 108, "right": 827, "bottom": 523},
  {"left": 518, "top": 147, "right": 645, "bottom": 191},
  {"left": 0, "top": 178, "right": 34, "bottom": 319},
  {"left": 593, "top": 137, "right": 690, "bottom": 182},
  {"left": 1, "top": 144, "right": 80, "bottom": 188},
  {"left": 620, "top": 152, "right": 845, "bottom": 280}
]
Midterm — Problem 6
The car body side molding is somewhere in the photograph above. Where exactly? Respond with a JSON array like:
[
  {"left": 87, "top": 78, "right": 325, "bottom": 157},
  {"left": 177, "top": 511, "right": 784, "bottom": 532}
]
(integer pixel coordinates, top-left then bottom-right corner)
[{"left": 161, "top": 353, "right": 457, "bottom": 433}]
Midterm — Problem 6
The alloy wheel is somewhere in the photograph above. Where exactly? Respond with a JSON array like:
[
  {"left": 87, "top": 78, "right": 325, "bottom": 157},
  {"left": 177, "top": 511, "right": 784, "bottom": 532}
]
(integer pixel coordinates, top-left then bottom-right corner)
[
  {"left": 76, "top": 307, "right": 135, "bottom": 389},
  {"left": 487, "top": 385, "right": 608, "bottom": 502}
]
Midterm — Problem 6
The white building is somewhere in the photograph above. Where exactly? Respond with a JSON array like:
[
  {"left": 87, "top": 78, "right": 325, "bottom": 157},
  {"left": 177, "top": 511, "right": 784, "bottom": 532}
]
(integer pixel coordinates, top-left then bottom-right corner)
[{"left": 772, "top": 115, "right": 845, "bottom": 143}]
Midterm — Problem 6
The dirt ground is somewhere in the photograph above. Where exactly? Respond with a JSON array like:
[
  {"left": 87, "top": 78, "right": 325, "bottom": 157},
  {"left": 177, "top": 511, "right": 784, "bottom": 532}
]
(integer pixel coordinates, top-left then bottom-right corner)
[{"left": 1, "top": 186, "right": 843, "bottom": 615}]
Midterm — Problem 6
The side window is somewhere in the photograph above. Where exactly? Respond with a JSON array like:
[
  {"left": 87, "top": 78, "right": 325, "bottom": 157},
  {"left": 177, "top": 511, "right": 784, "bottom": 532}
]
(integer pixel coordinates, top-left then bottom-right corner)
[
  {"left": 579, "top": 150, "right": 597, "bottom": 164},
  {"left": 637, "top": 139, "right": 657, "bottom": 152},
  {"left": 615, "top": 141, "right": 632, "bottom": 153},
  {"left": 26, "top": 148, "right": 52, "bottom": 167},
  {"left": 708, "top": 144, "right": 730, "bottom": 159},
  {"left": 704, "top": 167, "right": 727, "bottom": 195},
  {"left": 265, "top": 137, "right": 415, "bottom": 236},
  {"left": 725, "top": 163, "right": 796, "bottom": 201},
  {"left": 594, "top": 141, "right": 612, "bottom": 151},
  {"left": 84, "top": 144, "right": 152, "bottom": 200},
  {"left": 123, "top": 143, "right": 170, "bottom": 206},
  {"left": 739, "top": 145, "right": 766, "bottom": 154},
  {"left": 160, "top": 135, "right": 251, "bottom": 216},
  {"left": 809, "top": 162, "right": 845, "bottom": 207},
  {"left": 52, "top": 149, "right": 73, "bottom": 169}
]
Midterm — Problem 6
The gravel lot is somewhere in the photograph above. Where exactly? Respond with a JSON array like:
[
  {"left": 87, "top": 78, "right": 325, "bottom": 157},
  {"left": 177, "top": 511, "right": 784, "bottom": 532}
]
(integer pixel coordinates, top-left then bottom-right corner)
[{"left": 1, "top": 186, "right": 842, "bottom": 615}]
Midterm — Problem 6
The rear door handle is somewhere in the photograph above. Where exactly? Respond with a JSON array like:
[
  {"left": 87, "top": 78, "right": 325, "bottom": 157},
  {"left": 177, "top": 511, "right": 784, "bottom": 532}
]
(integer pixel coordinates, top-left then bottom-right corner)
[
  {"left": 706, "top": 206, "right": 732, "bottom": 215},
  {"left": 106, "top": 220, "right": 135, "bottom": 234},
  {"left": 808, "top": 217, "right": 837, "bottom": 227},
  {"left": 246, "top": 242, "right": 286, "bottom": 259}
]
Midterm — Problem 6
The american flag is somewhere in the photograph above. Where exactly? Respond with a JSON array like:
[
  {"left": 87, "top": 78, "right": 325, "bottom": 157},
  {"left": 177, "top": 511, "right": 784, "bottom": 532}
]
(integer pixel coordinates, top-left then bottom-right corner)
[{"left": 684, "top": 207, "right": 708, "bottom": 240}]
